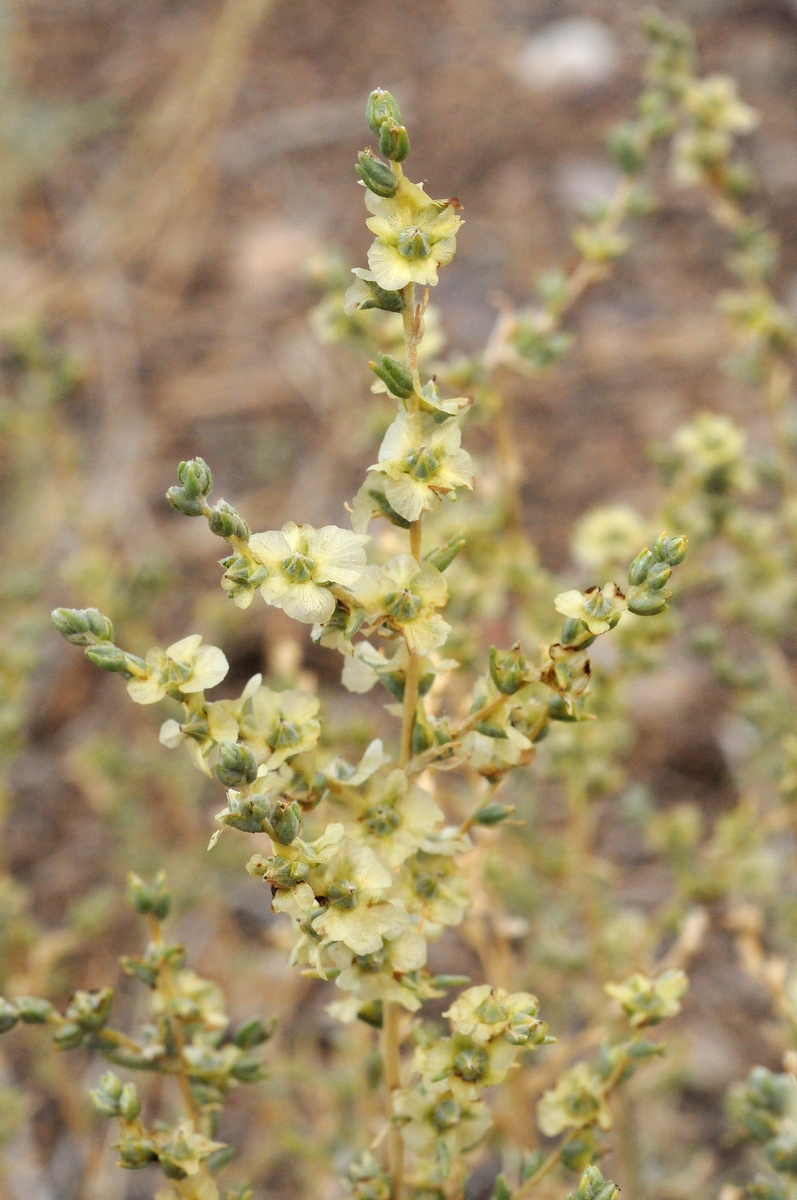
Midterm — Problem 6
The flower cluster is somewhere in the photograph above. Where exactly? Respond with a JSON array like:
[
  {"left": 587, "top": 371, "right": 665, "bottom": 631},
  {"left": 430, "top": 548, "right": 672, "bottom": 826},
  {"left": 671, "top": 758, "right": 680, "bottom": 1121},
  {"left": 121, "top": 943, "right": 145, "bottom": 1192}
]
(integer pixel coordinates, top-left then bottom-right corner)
[
  {"left": 48, "top": 83, "right": 693, "bottom": 1200},
  {"left": 0, "top": 874, "right": 273, "bottom": 1200}
]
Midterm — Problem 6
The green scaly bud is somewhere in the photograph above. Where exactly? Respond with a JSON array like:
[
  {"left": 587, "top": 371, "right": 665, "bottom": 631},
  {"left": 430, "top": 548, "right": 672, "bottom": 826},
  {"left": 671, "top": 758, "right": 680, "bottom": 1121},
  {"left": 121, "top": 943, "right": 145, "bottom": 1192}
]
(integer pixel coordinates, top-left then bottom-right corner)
[
  {"left": 379, "top": 121, "right": 410, "bottom": 162},
  {"left": 208, "top": 500, "right": 250, "bottom": 540},
  {"left": 489, "top": 643, "right": 529, "bottom": 695},
  {"left": 366, "top": 88, "right": 402, "bottom": 136},
  {"left": 177, "top": 457, "right": 213, "bottom": 500},
  {"left": 126, "top": 871, "right": 171, "bottom": 921},
  {"left": 216, "top": 742, "right": 259, "bottom": 787},
  {"left": 370, "top": 353, "right": 415, "bottom": 399},
  {"left": 356, "top": 149, "right": 399, "bottom": 198},
  {"left": 51, "top": 606, "right": 115, "bottom": 646}
]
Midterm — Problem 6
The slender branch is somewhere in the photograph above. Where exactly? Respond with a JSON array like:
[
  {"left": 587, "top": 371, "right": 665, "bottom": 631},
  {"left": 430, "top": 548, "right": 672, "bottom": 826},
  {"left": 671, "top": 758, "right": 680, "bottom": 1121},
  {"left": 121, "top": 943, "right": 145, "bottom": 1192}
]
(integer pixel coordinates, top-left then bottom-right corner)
[
  {"left": 147, "top": 915, "right": 205, "bottom": 1132},
  {"left": 382, "top": 1000, "right": 404, "bottom": 1200},
  {"left": 512, "top": 1042, "right": 637, "bottom": 1199}
]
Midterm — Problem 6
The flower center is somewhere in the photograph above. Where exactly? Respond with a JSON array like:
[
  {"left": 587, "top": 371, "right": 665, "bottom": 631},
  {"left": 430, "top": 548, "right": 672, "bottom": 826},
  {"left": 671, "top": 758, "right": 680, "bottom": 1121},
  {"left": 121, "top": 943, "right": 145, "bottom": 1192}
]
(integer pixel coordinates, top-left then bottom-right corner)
[
  {"left": 363, "top": 804, "right": 402, "bottom": 836},
  {"left": 583, "top": 589, "right": 615, "bottom": 620},
  {"left": 432, "top": 1096, "right": 461, "bottom": 1131},
  {"left": 163, "top": 658, "right": 193, "bottom": 685},
  {"left": 329, "top": 880, "right": 358, "bottom": 909},
  {"left": 272, "top": 719, "right": 301, "bottom": 749},
  {"left": 414, "top": 872, "right": 439, "bottom": 899},
  {"left": 453, "top": 1045, "right": 488, "bottom": 1083},
  {"left": 397, "top": 226, "right": 431, "bottom": 260},
  {"left": 281, "top": 552, "right": 316, "bottom": 583},
  {"left": 475, "top": 996, "right": 507, "bottom": 1025},
  {"left": 354, "top": 947, "right": 389, "bottom": 973},
  {"left": 405, "top": 447, "right": 439, "bottom": 480},
  {"left": 265, "top": 856, "right": 309, "bottom": 889},
  {"left": 385, "top": 589, "right": 422, "bottom": 621},
  {"left": 180, "top": 713, "right": 209, "bottom": 742}
]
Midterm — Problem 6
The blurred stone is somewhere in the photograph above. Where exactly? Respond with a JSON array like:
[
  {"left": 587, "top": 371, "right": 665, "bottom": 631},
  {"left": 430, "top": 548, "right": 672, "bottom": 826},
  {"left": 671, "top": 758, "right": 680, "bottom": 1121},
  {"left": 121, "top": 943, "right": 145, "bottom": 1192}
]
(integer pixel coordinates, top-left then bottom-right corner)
[
  {"left": 554, "top": 156, "right": 620, "bottom": 212},
  {"left": 512, "top": 19, "right": 619, "bottom": 93}
]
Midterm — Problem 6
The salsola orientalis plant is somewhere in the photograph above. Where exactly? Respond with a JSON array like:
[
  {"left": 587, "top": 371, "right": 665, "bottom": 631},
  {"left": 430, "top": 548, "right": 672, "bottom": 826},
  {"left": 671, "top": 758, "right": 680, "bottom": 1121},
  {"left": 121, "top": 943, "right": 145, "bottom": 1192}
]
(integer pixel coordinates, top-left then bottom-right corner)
[{"left": 33, "top": 86, "right": 694, "bottom": 1200}]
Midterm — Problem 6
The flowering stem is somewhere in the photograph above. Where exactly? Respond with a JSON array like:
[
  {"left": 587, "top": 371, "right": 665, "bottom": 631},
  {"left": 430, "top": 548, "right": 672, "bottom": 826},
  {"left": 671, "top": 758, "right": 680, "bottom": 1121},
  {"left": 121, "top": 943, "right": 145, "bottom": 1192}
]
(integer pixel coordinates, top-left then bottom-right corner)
[
  {"left": 382, "top": 1000, "right": 404, "bottom": 1200},
  {"left": 146, "top": 914, "right": 204, "bottom": 1133},
  {"left": 512, "top": 1041, "right": 638, "bottom": 1199}
]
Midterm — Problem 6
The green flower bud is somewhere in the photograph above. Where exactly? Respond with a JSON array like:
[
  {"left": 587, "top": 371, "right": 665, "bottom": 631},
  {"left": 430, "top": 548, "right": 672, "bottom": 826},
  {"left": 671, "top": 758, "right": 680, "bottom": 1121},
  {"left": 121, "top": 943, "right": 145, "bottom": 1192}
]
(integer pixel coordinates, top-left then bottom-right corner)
[
  {"left": 66, "top": 987, "right": 114, "bottom": 1031},
  {"left": 627, "top": 593, "right": 668, "bottom": 616},
  {"left": 654, "top": 532, "right": 688, "bottom": 565},
  {"left": 766, "top": 1133, "right": 797, "bottom": 1176},
  {"left": 120, "top": 956, "right": 159, "bottom": 988},
  {"left": 177, "top": 457, "right": 213, "bottom": 500},
  {"left": 425, "top": 533, "right": 466, "bottom": 572},
  {"left": 126, "top": 871, "right": 171, "bottom": 921},
  {"left": 51, "top": 606, "right": 115, "bottom": 646},
  {"left": 356, "top": 1000, "right": 384, "bottom": 1028},
  {"left": 166, "top": 485, "right": 206, "bottom": 517},
  {"left": 15, "top": 996, "right": 55, "bottom": 1024},
  {"left": 216, "top": 741, "right": 258, "bottom": 787},
  {"left": 369, "top": 352, "right": 415, "bottom": 399},
  {"left": 269, "top": 799, "right": 301, "bottom": 845},
  {"left": 118, "top": 1083, "right": 140, "bottom": 1121},
  {"left": 90, "top": 1071, "right": 124, "bottom": 1118},
  {"left": 473, "top": 801, "right": 516, "bottom": 826},
  {"left": 53, "top": 1021, "right": 85, "bottom": 1050},
  {"left": 645, "top": 561, "right": 672, "bottom": 590},
  {"left": 231, "top": 1054, "right": 266, "bottom": 1083},
  {"left": 628, "top": 549, "right": 656, "bottom": 586},
  {"left": 85, "top": 644, "right": 129, "bottom": 673},
  {"left": 366, "top": 88, "right": 402, "bottom": 136},
  {"left": 489, "top": 643, "right": 529, "bottom": 695},
  {"left": 605, "top": 122, "right": 647, "bottom": 175},
  {"left": 263, "top": 856, "right": 309, "bottom": 889},
  {"left": 379, "top": 121, "right": 410, "bottom": 162},
  {"left": 567, "top": 1165, "right": 619, "bottom": 1200},
  {"left": 208, "top": 500, "right": 250, "bottom": 540},
  {"left": 356, "top": 150, "right": 399, "bottom": 198},
  {"left": 233, "top": 1016, "right": 276, "bottom": 1049},
  {"left": 115, "top": 1133, "right": 158, "bottom": 1169}
]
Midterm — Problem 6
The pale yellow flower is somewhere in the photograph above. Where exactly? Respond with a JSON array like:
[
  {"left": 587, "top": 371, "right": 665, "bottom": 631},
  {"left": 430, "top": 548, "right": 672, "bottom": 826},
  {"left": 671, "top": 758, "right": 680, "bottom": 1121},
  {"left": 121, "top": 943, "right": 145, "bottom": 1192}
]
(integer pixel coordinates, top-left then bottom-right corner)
[
  {"left": 327, "top": 928, "right": 427, "bottom": 1019},
  {"left": 365, "top": 176, "right": 462, "bottom": 291},
  {"left": 420, "top": 1033, "right": 517, "bottom": 1092},
  {"left": 353, "top": 554, "right": 450, "bottom": 655},
  {"left": 393, "top": 1085, "right": 491, "bottom": 1157},
  {"left": 127, "top": 634, "right": 228, "bottom": 706},
  {"left": 346, "top": 769, "right": 444, "bottom": 867},
  {"left": 554, "top": 581, "right": 627, "bottom": 635},
  {"left": 249, "top": 522, "right": 367, "bottom": 624},
  {"left": 605, "top": 969, "right": 688, "bottom": 1028},
  {"left": 310, "top": 838, "right": 408, "bottom": 955},
  {"left": 238, "top": 686, "right": 320, "bottom": 769},
  {"left": 537, "top": 1061, "right": 611, "bottom": 1137},
  {"left": 399, "top": 850, "right": 470, "bottom": 933},
  {"left": 445, "top": 985, "right": 545, "bottom": 1046},
  {"left": 369, "top": 412, "right": 473, "bottom": 523}
]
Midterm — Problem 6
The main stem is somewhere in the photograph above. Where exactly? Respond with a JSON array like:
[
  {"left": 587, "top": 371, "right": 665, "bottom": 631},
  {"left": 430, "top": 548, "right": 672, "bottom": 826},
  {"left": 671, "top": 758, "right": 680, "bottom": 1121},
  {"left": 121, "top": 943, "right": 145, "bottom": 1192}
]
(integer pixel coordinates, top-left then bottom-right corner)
[
  {"left": 382, "top": 1000, "right": 404, "bottom": 1200},
  {"left": 385, "top": 280, "right": 425, "bottom": 1200}
]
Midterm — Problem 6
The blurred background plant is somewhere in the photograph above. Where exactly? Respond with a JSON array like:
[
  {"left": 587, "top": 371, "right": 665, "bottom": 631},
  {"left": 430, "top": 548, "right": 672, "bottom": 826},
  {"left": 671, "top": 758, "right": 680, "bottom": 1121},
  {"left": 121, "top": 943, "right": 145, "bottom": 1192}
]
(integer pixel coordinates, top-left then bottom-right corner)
[{"left": 3, "top": 1, "right": 797, "bottom": 1198}]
